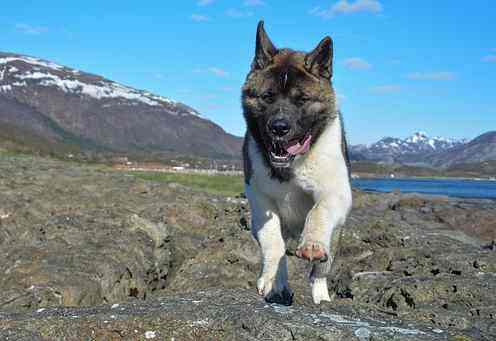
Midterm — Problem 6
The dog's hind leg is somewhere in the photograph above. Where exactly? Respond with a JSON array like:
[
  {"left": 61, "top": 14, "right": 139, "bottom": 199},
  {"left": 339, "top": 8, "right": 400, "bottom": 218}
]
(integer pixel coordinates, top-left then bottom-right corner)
[{"left": 246, "top": 185, "right": 293, "bottom": 306}]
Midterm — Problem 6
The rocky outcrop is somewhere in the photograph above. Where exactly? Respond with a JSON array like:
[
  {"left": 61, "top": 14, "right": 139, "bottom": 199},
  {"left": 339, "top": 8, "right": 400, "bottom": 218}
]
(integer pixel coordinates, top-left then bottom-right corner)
[
  {"left": 0, "top": 154, "right": 495, "bottom": 340},
  {"left": 0, "top": 288, "right": 450, "bottom": 341}
]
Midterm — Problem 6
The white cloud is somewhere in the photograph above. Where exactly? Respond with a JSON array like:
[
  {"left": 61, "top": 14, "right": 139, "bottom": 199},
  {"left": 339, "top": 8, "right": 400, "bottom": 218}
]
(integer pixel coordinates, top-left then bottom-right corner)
[
  {"left": 371, "top": 84, "right": 401, "bottom": 94},
  {"left": 406, "top": 72, "right": 456, "bottom": 81},
  {"left": 226, "top": 8, "right": 254, "bottom": 18},
  {"left": 482, "top": 55, "right": 496, "bottom": 63},
  {"left": 15, "top": 23, "right": 48, "bottom": 35},
  {"left": 204, "top": 103, "right": 223, "bottom": 110},
  {"left": 244, "top": 0, "right": 266, "bottom": 6},
  {"left": 190, "top": 14, "right": 210, "bottom": 22},
  {"left": 333, "top": 0, "right": 382, "bottom": 14},
  {"left": 194, "top": 67, "right": 229, "bottom": 78},
  {"left": 343, "top": 57, "right": 372, "bottom": 70},
  {"left": 310, "top": 0, "right": 382, "bottom": 19},
  {"left": 208, "top": 67, "right": 229, "bottom": 77},
  {"left": 201, "top": 93, "right": 218, "bottom": 100},
  {"left": 197, "top": 0, "right": 215, "bottom": 6}
]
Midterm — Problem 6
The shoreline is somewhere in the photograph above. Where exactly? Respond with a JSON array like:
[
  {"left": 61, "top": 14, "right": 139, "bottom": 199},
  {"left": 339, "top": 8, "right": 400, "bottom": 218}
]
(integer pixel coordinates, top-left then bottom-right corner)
[
  {"left": 354, "top": 187, "right": 496, "bottom": 202},
  {"left": 351, "top": 173, "right": 496, "bottom": 181}
]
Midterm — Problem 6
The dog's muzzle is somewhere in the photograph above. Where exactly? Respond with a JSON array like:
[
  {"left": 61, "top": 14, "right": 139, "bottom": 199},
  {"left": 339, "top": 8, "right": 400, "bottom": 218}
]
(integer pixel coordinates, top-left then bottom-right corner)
[{"left": 265, "top": 129, "right": 313, "bottom": 169}]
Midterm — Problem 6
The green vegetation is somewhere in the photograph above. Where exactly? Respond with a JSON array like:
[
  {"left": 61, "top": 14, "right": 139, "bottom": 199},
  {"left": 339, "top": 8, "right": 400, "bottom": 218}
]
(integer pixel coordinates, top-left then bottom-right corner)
[
  {"left": 351, "top": 161, "right": 442, "bottom": 177},
  {"left": 130, "top": 171, "right": 245, "bottom": 197},
  {"left": 0, "top": 149, "right": 32, "bottom": 158}
]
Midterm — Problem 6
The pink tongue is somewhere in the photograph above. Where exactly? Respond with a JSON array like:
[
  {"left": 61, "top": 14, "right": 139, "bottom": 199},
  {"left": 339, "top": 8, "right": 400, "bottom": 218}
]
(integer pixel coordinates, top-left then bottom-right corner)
[{"left": 286, "top": 135, "right": 312, "bottom": 155}]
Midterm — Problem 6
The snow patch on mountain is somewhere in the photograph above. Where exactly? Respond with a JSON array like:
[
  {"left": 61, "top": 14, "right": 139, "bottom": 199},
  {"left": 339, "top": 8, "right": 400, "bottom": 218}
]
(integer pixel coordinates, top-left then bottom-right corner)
[
  {"left": 349, "top": 132, "right": 469, "bottom": 164},
  {"left": 12, "top": 69, "right": 167, "bottom": 107},
  {"left": 0, "top": 85, "right": 12, "bottom": 93},
  {"left": 371, "top": 132, "right": 466, "bottom": 154},
  {"left": 12, "top": 81, "right": 27, "bottom": 87},
  {"left": 0, "top": 56, "right": 64, "bottom": 71},
  {"left": 0, "top": 53, "right": 201, "bottom": 116}
]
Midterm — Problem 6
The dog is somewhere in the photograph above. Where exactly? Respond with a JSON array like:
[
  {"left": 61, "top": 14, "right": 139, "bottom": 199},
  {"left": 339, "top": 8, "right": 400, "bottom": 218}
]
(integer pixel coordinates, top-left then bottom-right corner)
[{"left": 242, "top": 21, "right": 352, "bottom": 305}]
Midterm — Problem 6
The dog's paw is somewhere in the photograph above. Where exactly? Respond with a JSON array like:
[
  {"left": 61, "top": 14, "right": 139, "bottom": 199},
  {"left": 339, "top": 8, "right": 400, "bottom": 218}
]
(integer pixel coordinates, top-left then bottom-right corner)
[
  {"left": 257, "top": 275, "right": 293, "bottom": 306},
  {"left": 295, "top": 240, "right": 328, "bottom": 262},
  {"left": 311, "top": 278, "right": 333, "bottom": 304}
]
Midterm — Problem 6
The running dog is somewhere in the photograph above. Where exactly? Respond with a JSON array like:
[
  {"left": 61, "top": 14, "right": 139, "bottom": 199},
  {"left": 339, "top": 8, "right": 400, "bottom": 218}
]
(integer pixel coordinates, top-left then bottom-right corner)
[{"left": 242, "top": 21, "right": 352, "bottom": 305}]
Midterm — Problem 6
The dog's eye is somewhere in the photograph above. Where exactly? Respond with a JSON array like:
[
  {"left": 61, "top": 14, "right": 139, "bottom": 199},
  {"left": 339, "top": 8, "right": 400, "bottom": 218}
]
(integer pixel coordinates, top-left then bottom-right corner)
[
  {"left": 294, "top": 94, "right": 311, "bottom": 105},
  {"left": 261, "top": 91, "right": 275, "bottom": 103}
]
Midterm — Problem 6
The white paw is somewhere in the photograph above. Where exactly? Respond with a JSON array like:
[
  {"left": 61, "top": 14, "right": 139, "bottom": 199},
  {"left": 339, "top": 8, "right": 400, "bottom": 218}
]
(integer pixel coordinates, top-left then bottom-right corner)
[
  {"left": 311, "top": 277, "right": 332, "bottom": 304},
  {"left": 256, "top": 275, "right": 272, "bottom": 296}
]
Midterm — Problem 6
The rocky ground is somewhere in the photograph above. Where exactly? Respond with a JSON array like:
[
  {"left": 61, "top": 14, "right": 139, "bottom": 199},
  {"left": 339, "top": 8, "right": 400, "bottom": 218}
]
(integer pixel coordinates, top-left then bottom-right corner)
[{"left": 0, "top": 154, "right": 495, "bottom": 340}]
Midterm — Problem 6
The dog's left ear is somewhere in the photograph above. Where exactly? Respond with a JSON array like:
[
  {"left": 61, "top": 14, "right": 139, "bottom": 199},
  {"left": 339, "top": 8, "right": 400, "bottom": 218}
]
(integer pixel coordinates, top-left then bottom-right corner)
[{"left": 305, "top": 36, "right": 333, "bottom": 79}]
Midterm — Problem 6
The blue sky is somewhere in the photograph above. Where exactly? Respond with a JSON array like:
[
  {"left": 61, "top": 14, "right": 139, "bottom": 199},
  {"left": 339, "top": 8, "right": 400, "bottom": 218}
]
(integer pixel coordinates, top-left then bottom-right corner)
[{"left": 1, "top": 0, "right": 495, "bottom": 144}]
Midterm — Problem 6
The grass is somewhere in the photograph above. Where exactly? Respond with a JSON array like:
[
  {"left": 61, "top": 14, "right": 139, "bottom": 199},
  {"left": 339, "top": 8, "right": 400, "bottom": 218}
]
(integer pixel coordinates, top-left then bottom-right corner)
[
  {"left": 129, "top": 171, "right": 245, "bottom": 197},
  {"left": 0, "top": 148, "right": 35, "bottom": 158}
]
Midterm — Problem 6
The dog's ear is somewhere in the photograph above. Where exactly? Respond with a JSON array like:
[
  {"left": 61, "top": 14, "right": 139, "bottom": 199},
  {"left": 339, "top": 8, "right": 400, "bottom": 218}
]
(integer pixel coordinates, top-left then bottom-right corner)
[
  {"left": 252, "top": 21, "right": 277, "bottom": 70},
  {"left": 305, "top": 36, "right": 333, "bottom": 79}
]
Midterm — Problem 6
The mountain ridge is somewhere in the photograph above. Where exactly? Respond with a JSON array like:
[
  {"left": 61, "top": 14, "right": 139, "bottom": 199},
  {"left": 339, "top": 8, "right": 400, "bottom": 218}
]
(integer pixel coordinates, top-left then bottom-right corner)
[
  {"left": 1, "top": 51, "right": 494, "bottom": 168},
  {"left": 349, "top": 131, "right": 496, "bottom": 167},
  {"left": 0, "top": 51, "right": 243, "bottom": 160}
]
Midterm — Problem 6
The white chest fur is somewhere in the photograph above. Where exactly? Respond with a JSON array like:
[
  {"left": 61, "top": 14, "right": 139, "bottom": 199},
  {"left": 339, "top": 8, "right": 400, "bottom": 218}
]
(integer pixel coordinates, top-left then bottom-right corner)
[{"left": 246, "top": 115, "right": 350, "bottom": 232}]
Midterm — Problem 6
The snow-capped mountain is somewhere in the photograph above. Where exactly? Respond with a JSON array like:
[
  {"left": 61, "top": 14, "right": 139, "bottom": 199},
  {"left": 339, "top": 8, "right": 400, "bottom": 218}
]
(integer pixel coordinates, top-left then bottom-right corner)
[
  {"left": 370, "top": 132, "right": 466, "bottom": 154},
  {"left": 350, "top": 132, "right": 468, "bottom": 165},
  {"left": 0, "top": 51, "right": 242, "bottom": 158},
  {"left": 0, "top": 53, "right": 199, "bottom": 115},
  {"left": 427, "top": 131, "right": 496, "bottom": 167}
]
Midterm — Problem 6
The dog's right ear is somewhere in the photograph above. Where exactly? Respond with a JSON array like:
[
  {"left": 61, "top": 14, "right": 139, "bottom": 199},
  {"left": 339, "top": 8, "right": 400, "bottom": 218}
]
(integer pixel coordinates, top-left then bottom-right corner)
[{"left": 252, "top": 21, "right": 277, "bottom": 70}]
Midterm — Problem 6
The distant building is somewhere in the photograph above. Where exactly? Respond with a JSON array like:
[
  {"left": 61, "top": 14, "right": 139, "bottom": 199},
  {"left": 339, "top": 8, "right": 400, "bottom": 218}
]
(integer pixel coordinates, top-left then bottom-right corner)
[{"left": 111, "top": 156, "right": 129, "bottom": 165}]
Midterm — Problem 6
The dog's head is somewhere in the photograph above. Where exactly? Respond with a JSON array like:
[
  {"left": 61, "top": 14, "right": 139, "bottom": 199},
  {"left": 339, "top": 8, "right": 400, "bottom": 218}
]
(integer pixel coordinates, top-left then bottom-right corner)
[{"left": 242, "top": 21, "right": 337, "bottom": 170}]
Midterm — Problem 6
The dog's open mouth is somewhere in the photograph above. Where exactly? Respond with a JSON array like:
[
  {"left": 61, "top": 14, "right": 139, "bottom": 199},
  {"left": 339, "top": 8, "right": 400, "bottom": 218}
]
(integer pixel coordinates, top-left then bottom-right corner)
[{"left": 268, "top": 134, "right": 312, "bottom": 168}]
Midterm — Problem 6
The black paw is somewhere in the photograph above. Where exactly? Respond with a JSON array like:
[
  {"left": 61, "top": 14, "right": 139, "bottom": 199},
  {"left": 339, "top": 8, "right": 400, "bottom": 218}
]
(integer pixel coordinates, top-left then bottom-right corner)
[{"left": 265, "top": 287, "right": 294, "bottom": 306}]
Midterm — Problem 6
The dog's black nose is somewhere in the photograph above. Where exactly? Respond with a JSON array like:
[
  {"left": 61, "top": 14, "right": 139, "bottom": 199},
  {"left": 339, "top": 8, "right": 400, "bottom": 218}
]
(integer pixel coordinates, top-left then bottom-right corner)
[{"left": 269, "top": 119, "right": 290, "bottom": 137}]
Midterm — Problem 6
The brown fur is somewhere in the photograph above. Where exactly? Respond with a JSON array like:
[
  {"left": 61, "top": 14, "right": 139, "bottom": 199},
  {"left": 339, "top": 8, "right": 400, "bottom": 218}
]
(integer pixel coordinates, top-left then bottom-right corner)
[{"left": 242, "top": 21, "right": 338, "bottom": 183}]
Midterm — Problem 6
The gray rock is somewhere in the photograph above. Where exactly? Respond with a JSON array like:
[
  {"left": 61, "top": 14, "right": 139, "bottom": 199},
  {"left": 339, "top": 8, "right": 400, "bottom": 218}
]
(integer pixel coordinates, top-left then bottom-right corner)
[
  {"left": 0, "top": 154, "right": 495, "bottom": 340},
  {"left": 0, "top": 288, "right": 448, "bottom": 340}
]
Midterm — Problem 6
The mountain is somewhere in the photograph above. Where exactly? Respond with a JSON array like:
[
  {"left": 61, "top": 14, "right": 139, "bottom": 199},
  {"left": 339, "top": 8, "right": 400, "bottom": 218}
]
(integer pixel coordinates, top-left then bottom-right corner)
[
  {"left": 428, "top": 131, "right": 496, "bottom": 167},
  {"left": 350, "top": 132, "right": 468, "bottom": 165},
  {"left": 350, "top": 131, "right": 496, "bottom": 169},
  {"left": 0, "top": 52, "right": 242, "bottom": 159}
]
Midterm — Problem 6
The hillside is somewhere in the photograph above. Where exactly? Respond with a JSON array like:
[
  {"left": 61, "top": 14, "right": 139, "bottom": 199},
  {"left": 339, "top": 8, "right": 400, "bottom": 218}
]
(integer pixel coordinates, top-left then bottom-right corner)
[
  {"left": 428, "top": 131, "right": 496, "bottom": 167},
  {"left": 350, "top": 131, "right": 496, "bottom": 169},
  {"left": 0, "top": 52, "right": 242, "bottom": 160}
]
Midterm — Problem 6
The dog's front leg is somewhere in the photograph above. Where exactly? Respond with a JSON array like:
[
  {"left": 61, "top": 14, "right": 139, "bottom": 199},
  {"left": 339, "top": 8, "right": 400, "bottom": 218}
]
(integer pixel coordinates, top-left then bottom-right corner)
[
  {"left": 296, "top": 186, "right": 352, "bottom": 304},
  {"left": 246, "top": 186, "right": 293, "bottom": 306}
]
